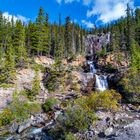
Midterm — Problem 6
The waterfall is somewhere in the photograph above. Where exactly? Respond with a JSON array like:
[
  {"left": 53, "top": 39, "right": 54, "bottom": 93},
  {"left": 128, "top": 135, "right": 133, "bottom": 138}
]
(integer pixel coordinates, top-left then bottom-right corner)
[
  {"left": 87, "top": 61, "right": 96, "bottom": 74},
  {"left": 87, "top": 60, "right": 108, "bottom": 92},
  {"left": 95, "top": 75, "right": 108, "bottom": 92}
]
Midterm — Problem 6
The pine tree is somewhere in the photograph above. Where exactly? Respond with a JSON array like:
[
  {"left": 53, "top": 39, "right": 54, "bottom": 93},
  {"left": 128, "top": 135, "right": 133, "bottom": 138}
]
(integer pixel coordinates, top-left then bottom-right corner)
[
  {"left": 65, "top": 16, "right": 72, "bottom": 58},
  {"left": 126, "top": 4, "right": 133, "bottom": 51},
  {"left": 36, "top": 7, "right": 50, "bottom": 56},
  {"left": 135, "top": 8, "right": 140, "bottom": 45},
  {"left": 14, "top": 20, "right": 27, "bottom": 67},
  {"left": 55, "top": 14, "right": 64, "bottom": 59}
]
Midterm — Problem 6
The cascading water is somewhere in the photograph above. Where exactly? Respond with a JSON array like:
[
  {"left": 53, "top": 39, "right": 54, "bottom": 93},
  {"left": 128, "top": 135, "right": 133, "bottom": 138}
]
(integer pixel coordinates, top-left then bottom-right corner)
[
  {"left": 87, "top": 61, "right": 96, "bottom": 74},
  {"left": 95, "top": 75, "right": 108, "bottom": 92},
  {"left": 87, "top": 61, "right": 108, "bottom": 92}
]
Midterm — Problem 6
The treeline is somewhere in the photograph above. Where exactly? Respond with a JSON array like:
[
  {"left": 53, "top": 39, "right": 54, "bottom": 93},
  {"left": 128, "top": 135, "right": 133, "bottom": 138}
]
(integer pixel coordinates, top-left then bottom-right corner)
[{"left": 0, "top": 7, "right": 87, "bottom": 84}]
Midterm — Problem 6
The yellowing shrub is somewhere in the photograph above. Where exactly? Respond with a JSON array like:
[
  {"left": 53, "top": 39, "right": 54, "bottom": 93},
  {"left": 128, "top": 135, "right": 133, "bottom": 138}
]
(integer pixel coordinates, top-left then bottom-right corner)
[{"left": 86, "top": 90, "right": 121, "bottom": 111}]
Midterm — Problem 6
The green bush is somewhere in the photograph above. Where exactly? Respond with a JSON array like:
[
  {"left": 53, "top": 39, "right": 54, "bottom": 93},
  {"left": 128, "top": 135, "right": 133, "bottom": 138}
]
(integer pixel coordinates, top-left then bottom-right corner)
[
  {"left": 0, "top": 94, "right": 41, "bottom": 127},
  {"left": 0, "top": 109, "right": 13, "bottom": 126},
  {"left": 65, "top": 132, "right": 78, "bottom": 140},
  {"left": 31, "top": 70, "right": 41, "bottom": 96},
  {"left": 57, "top": 105, "right": 97, "bottom": 132},
  {"left": 42, "top": 97, "right": 58, "bottom": 112},
  {"left": 85, "top": 90, "right": 121, "bottom": 111},
  {"left": 44, "top": 68, "right": 63, "bottom": 92},
  {"left": 21, "top": 89, "right": 35, "bottom": 100}
]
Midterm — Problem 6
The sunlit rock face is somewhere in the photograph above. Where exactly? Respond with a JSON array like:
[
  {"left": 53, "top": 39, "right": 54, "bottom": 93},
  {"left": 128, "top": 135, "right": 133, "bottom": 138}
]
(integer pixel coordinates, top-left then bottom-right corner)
[{"left": 85, "top": 32, "right": 111, "bottom": 56}]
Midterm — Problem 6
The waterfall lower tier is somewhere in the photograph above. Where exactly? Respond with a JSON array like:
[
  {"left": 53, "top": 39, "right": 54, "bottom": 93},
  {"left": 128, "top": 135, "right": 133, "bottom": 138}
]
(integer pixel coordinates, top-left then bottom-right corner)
[
  {"left": 95, "top": 74, "right": 108, "bottom": 92},
  {"left": 87, "top": 61, "right": 108, "bottom": 92}
]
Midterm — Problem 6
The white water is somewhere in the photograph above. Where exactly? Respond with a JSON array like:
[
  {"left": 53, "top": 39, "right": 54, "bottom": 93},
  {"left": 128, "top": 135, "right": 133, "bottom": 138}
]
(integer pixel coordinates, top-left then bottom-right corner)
[
  {"left": 31, "top": 127, "right": 43, "bottom": 134},
  {"left": 87, "top": 61, "right": 108, "bottom": 92},
  {"left": 95, "top": 75, "right": 108, "bottom": 92},
  {"left": 87, "top": 61, "right": 97, "bottom": 74}
]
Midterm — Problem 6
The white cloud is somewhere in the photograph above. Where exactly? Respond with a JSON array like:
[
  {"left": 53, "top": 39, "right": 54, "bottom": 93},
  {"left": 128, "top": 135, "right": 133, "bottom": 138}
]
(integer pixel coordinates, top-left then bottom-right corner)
[
  {"left": 86, "top": 0, "right": 134, "bottom": 23},
  {"left": 3, "top": 12, "right": 29, "bottom": 23},
  {"left": 82, "top": 20, "right": 94, "bottom": 28},
  {"left": 56, "top": 0, "right": 79, "bottom": 4}
]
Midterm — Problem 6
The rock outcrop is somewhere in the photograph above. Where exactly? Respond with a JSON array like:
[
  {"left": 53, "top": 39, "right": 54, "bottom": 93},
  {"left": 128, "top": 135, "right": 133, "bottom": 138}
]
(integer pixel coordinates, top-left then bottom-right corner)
[{"left": 85, "top": 33, "right": 110, "bottom": 56}]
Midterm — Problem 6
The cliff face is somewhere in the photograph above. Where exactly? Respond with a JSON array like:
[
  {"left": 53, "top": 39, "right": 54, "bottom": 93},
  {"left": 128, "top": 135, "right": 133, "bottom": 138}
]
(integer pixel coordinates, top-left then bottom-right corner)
[{"left": 85, "top": 33, "right": 110, "bottom": 56}]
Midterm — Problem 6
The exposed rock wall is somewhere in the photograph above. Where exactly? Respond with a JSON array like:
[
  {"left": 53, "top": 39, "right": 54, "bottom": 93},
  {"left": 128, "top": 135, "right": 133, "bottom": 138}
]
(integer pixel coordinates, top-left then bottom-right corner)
[{"left": 85, "top": 33, "right": 110, "bottom": 56}]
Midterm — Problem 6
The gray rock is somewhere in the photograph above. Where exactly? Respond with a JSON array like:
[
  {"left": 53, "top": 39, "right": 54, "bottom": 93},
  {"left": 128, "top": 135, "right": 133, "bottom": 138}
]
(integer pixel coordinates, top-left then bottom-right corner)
[
  {"left": 104, "top": 127, "right": 113, "bottom": 136},
  {"left": 17, "top": 119, "right": 32, "bottom": 133},
  {"left": 9, "top": 122, "right": 19, "bottom": 133},
  {"left": 114, "top": 120, "right": 140, "bottom": 140},
  {"left": 85, "top": 131, "right": 95, "bottom": 140}
]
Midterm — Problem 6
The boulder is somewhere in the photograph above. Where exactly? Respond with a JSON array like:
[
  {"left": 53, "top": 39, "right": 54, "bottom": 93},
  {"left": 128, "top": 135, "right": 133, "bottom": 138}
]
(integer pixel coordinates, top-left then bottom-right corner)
[
  {"left": 17, "top": 119, "right": 32, "bottom": 133},
  {"left": 104, "top": 127, "right": 114, "bottom": 136},
  {"left": 9, "top": 122, "right": 19, "bottom": 133}
]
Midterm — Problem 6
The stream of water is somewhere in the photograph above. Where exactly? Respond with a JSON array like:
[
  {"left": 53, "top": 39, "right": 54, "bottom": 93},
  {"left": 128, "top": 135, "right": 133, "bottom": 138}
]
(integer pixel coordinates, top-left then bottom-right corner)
[{"left": 87, "top": 61, "right": 108, "bottom": 91}]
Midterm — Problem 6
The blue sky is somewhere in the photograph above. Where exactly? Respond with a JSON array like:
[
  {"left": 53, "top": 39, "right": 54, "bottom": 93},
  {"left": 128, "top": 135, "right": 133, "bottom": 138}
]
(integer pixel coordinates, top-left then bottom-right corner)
[{"left": 0, "top": 0, "right": 140, "bottom": 28}]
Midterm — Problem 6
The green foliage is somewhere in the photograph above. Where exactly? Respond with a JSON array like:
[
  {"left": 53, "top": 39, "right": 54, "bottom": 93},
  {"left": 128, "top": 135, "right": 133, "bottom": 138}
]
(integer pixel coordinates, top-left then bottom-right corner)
[
  {"left": 31, "top": 69, "right": 41, "bottom": 96},
  {"left": 96, "top": 47, "right": 107, "bottom": 57},
  {"left": 14, "top": 20, "right": 28, "bottom": 67},
  {"left": 65, "top": 132, "right": 78, "bottom": 140},
  {"left": 85, "top": 90, "right": 121, "bottom": 111},
  {"left": 44, "top": 67, "right": 64, "bottom": 92},
  {"left": 0, "top": 108, "right": 13, "bottom": 126},
  {"left": 131, "top": 40, "right": 140, "bottom": 70},
  {"left": 57, "top": 103, "right": 97, "bottom": 132},
  {"left": 105, "top": 64, "right": 117, "bottom": 73},
  {"left": 0, "top": 92, "right": 41, "bottom": 127},
  {"left": 65, "top": 16, "right": 72, "bottom": 58},
  {"left": 42, "top": 97, "right": 58, "bottom": 112},
  {"left": 120, "top": 69, "right": 140, "bottom": 103}
]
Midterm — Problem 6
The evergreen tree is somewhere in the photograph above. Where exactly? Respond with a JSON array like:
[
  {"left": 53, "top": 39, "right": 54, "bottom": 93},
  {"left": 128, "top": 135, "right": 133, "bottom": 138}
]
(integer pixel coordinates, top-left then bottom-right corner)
[
  {"left": 36, "top": 7, "right": 50, "bottom": 55},
  {"left": 14, "top": 20, "right": 27, "bottom": 67},
  {"left": 126, "top": 4, "right": 133, "bottom": 51},
  {"left": 135, "top": 8, "right": 140, "bottom": 45},
  {"left": 55, "top": 14, "right": 64, "bottom": 59},
  {"left": 65, "top": 16, "right": 72, "bottom": 58}
]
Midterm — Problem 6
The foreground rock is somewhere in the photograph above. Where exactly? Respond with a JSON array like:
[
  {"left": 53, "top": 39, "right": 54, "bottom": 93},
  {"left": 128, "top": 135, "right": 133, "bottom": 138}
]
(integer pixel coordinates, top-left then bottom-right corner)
[{"left": 76, "top": 105, "right": 140, "bottom": 140}]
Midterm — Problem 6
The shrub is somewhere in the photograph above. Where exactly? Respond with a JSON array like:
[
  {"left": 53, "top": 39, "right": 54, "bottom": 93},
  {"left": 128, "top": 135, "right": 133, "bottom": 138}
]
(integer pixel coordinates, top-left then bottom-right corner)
[
  {"left": 0, "top": 108, "right": 13, "bottom": 126},
  {"left": 31, "top": 70, "right": 41, "bottom": 96},
  {"left": 65, "top": 132, "right": 78, "bottom": 140},
  {"left": 57, "top": 104, "right": 97, "bottom": 132},
  {"left": 44, "top": 68, "right": 63, "bottom": 92},
  {"left": 86, "top": 90, "right": 121, "bottom": 111},
  {"left": 21, "top": 89, "right": 35, "bottom": 100},
  {"left": 42, "top": 97, "right": 58, "bottom": 113},
  {"left": 0, "top": 94, "right": 41, "bottom": 127},
  {"left": 105, "top": 64, "right": 117, "bottom": 73}
]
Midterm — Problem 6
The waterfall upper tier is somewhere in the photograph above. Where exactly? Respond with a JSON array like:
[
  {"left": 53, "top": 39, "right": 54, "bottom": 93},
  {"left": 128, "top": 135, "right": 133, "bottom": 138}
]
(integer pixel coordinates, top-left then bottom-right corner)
[{"left": 85, "top": 33, "right": 110, "bottom": 56}]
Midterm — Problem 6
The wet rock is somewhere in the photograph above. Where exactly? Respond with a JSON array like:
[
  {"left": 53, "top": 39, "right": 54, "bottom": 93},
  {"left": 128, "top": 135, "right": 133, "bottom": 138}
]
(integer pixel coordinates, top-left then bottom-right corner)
[{"left": 27, "top": 132, "right": 53, "bottom": 140}]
